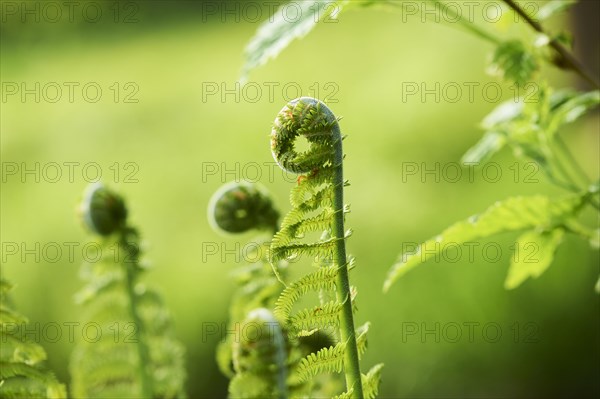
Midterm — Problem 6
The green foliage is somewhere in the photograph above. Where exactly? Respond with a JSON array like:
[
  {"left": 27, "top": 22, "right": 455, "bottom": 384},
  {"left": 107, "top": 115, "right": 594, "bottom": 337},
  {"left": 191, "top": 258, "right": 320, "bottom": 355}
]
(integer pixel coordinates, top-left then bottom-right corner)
[
  {"left": 384, "top": 193, "right": 588, "bottom": 291},
  {"left": 360, "top": 364, "right": 384, "bottom": 399},
  {"left": 504, "top": 228, "right": 565, "bottom": 289},
  {"left": 71, "top": 184, "right": 186, "bottom": 398},
  {"left": 461, "top": 131, "right": 506, "bottom": 164},
  {"left": 241, "top": 0, "right": 599, "bottom": 394},
  {"left": 381, "top": 1, "right": 600, "bottom": 293},
  {"left": 0, "top": 279, "right": 66, "bottom": 399},
  {"left": 242, "top": 1, "right": 599, "bottom": 293},
  {"left": 462, "top": 88, "right": 599, "bottom": 190},
  {"left": 241, "top": 0, "right": 347, "bottom": 82},
  {"left": 333, "top": 363, "right": 384, "bottom": 399},
  {"left": 274, "top": 265, "right": 339, "bottom": 321},
  {"left": 295, "top": 343, "right": 346, "bottom": 382},
  {"left": 439, "top": 84, "right": 599, "bottom": 294},
  {"left": 489, "top": 40, "right": 539, "bottom": 86}
]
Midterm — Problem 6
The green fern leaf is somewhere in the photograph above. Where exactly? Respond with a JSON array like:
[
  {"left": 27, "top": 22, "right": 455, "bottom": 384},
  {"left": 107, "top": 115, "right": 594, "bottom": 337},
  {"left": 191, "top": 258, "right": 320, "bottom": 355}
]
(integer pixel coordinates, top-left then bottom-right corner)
[
  {"left": 333, "top": 363, "right": 383, "bottom": 399},
  {"left": 0, "top": 362, "right": 66, "bottom": 399},
  {"left": 270, "top": 238, "right": 339, "bottom": 263},
  {"left": 0, "top": 279, "right": 66, "bottom": 399},
  {"left": 333, "top": 388, "right": 354, "bottom": 399},
  {"left": 274, "top": 266, "right": 338, "bottom": 319},
  {"left": 362, "top": 363, "right": 384, "bottom": 399},
  {"left": 229, "top": 372, "right": 271, "bottom": 399},
  {"left": 288, "top": 301, "right": 341, "bottom": 336},
  {"left": 242, "top": 1, "right": 347, "bottom": 81},
  {"left": 384, "top": 194, "right": 585, "bottom": 291},
  {"left": 504, "top": 228, "right": 565, "bottom": 289},
  {"left": 295, "top": 343, "right": 346, "bottom": 382},
  {"left": 461, "top": 131, "right": 507, "bottom": 164},
  {"left": 489, "top": 40, "right": 539, "bottom": 86},
  {"left": 355, "top": 322, "right": 370, "bottom": 358},
  {"left": 547, "top": 90, "right": 599, "bottom": 133}
]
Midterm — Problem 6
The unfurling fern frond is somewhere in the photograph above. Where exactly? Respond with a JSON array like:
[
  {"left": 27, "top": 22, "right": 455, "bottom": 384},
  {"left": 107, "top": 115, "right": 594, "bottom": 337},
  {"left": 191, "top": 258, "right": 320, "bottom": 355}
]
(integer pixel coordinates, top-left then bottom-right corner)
[
  {"left": 209, "top": 182, "right": 343, "bottom": 398},
  {"left": 0, "top": 278, "right": 67, "bottom": 399},
  {"left": 229, "top": 308, "right": 288, "bottom": 399},
  {"left": 269, "top": 97, "right": 382, "bottom": 398},
  {"left": 70, "top": 183, "right": 186, "bottom": 399},
  {"left": 209, "top": 182, "right": 295, "bottom": 398},
  {"left": 209, "top": 181, "right": 280, "bottom": 235}
]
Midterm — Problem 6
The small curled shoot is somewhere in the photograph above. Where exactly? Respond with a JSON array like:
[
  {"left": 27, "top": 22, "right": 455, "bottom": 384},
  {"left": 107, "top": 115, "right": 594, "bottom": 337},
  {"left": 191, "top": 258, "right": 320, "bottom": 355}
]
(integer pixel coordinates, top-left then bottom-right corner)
[
  {"left": 208, "top": 181, "right": 280, "bottom": 234},
  {"left": 79, "top": 182, "right": 127, "bottom": 236},
  {"left": 230, "top": 308, "right": 288, "bottom": 399},
  {"left": 271, "top": 97, "right": 342, "bottom": 175}
]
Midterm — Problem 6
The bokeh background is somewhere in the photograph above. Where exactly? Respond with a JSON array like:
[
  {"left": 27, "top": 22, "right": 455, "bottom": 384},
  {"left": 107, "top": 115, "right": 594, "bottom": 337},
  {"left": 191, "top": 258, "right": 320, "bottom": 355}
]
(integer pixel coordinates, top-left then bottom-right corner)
[{"left": 1, "top": 1, "right": 599, "bottom": 398}]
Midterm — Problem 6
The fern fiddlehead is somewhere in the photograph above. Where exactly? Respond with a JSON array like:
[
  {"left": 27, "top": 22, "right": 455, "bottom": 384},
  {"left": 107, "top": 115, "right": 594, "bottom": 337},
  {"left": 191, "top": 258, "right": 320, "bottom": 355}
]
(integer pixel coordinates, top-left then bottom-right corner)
[
  {"left": 209, "top": 182, "right": 345, "bottom": 398},
  {"left": 71, "top": 183, "right": 186, "bottom": 398},
  {"left": 209, "top": 181, "right": 280, "bottom": 235},
  {"left": 269, "top": 97, "right": 382, "bottom": 398},
  {"left": 208, "top": 182, "right": 283, "bottom": 332},
  {"left": 209, "top": 182, "right": 292, "bottom": 398},
  {"left": 0, "top": 278, "right": 67, "bottom": 399}
]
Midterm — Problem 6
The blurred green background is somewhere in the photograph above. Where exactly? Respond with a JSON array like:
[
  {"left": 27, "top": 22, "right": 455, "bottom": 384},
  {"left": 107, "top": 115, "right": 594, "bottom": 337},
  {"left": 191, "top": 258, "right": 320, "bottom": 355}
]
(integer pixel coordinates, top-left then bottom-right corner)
[{"left": 1, "top": 1, "right": 599, "bottom": 398}]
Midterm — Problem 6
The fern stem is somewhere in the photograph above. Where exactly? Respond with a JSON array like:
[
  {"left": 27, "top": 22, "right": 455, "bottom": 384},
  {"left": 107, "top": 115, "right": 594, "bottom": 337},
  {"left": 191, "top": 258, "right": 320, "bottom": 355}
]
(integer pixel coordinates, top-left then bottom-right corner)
[
  {"left": 120, "top": 228, "right": 154, "bottom": 398},
  {"left": 331, "top": 129, "right": 364, "bottom": 398}
]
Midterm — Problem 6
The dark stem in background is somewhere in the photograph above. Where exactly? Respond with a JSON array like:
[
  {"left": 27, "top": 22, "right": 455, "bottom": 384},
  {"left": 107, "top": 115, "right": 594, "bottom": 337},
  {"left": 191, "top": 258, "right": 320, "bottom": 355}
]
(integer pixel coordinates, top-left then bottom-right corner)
[{"left": 572, "top": 1, "right": 600, "bottom": 92}]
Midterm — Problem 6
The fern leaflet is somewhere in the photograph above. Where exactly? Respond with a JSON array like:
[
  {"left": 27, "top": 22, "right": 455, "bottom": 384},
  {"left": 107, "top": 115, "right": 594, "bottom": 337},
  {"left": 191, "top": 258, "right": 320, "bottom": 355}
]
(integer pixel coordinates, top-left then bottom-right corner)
[{"left": 0, "top": 278, "right": 66, "bottom": 399}]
